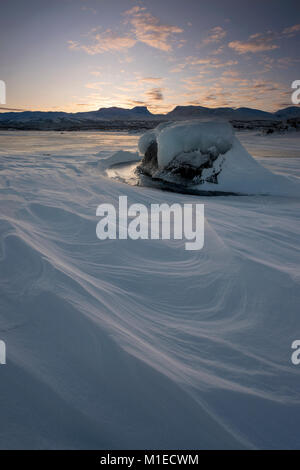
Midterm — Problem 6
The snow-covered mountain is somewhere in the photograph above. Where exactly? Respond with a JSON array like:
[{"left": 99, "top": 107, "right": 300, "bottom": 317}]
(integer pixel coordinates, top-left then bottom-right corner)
[
  {"left": 0, "top": 105, "right": 299, "bottom": 130},
  {"left": 167, "top": 105, "right": 287, "bottom": 121},
  {"left": 87, "top": 106, "right": 156, "bottom": 120},
  {"left": 0, "top": 106, "right": 158, "bottom": 122},
  {"left": 0, "top": 111, "right": 68, "bottom": 122}
]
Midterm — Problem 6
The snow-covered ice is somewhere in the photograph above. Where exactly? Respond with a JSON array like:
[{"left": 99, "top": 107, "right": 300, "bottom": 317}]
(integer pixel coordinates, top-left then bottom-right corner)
[
  {"left": 97, "top": 150, "right": 140, "bottom": 172},
  {"left": 137, "top": 121, "right": 300, "bottom": 196},
  {"left": 0, "top": 130, "right": 300, "bottom": 449},
  {"left": 157, "top": 121, "right": 233, "bottom": 168}
]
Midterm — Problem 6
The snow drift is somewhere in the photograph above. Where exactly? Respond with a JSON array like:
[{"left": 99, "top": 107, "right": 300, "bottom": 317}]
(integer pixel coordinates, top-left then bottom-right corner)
[
  {"left": 137, "top": 121, "right": 299, "bottom": 196},
  {"left": 97, "top": 150, "right": 140, "bottom": 172},
  {"left": 0, "top": 130, "right": 300, "bottom": 449}
]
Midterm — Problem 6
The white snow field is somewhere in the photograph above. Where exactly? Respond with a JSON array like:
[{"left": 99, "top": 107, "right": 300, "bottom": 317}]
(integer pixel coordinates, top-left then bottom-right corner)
[{"left": 0, "top": 130, "right": 300, "bottom": 449}]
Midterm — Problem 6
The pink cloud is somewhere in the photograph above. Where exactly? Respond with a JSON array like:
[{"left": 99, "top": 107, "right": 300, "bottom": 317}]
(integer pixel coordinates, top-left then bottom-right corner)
[
  {"left": 124, "top": 7, "right": 183, "bottom": 52},
  {"left": 68, "top": 30, "right": 136, "bottom": 55},
  {"left": 200, "top": 26, "right": 227, "bottom": 46},
  {"left": 228, "top": 32, "right": 279, "bottom": 54},
  {"left": 282, "top": 24, "right": 300, "bottom": 36}
]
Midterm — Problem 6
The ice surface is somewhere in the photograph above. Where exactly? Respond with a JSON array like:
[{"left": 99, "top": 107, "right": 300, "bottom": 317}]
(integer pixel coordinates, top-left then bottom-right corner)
[{"left": 0, "top": 130, "right": 300, "bottom": 449}]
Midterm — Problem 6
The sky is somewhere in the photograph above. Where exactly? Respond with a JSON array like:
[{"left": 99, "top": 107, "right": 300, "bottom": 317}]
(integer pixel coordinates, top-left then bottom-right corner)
[{"left": 0, "top": 0, "right": 299, "bottom": 113}]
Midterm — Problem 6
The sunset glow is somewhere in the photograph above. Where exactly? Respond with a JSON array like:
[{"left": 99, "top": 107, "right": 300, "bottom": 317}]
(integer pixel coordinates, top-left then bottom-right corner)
[{"left": 0, "top": 0, "right": 299, "bottom": 113}]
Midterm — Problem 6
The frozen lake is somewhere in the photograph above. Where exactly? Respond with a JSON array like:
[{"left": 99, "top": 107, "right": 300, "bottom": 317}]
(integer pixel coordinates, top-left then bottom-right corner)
[
  {"left": 0, "top": 129, "right": 300, "bottom": 449},
  {"left": 1, "top": 129, "right": 300, "bottom": 158}
]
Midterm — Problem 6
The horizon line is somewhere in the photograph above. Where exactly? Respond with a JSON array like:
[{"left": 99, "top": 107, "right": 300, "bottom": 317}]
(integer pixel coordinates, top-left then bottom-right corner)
[{"left": 0, "top": 103, "right": 295, "bottom": 115}]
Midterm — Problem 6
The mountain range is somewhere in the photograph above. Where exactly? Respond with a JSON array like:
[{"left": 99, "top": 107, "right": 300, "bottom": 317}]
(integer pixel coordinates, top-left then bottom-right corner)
[{"left": 0, "top": 105, "right": 299, "bottom": 130}]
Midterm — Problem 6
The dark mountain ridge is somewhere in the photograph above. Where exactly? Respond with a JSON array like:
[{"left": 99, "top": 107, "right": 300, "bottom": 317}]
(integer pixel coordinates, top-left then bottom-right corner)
[{"left": 0, "top": 104, "right": 299, "bottom": 130}]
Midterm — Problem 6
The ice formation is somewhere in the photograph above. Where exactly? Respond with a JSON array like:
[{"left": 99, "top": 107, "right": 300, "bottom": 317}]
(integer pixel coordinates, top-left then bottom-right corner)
[{"left": 137, "top": 120, "right": 299, "bottom": 195}]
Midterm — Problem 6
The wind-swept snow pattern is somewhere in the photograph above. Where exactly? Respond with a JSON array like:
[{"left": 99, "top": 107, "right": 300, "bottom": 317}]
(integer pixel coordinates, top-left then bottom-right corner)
[
  {"left": 97, "top": 150, "right": 140, "bottom": 172},
  {"left": 0, "top": 130, "right": 300, "bottom": 449},
  {"left": 138, "top": 121, "right": 300, "bottom": 196}
]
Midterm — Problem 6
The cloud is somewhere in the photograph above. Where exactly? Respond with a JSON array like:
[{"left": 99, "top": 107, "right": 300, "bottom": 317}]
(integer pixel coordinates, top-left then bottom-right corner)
[
  {"left": 170, "top": 55, "right": 238, "bottom": 73},
  {"left": 68, "top": 29, "right": 136, "bottom": 55},
  {"left": 250, "top": 80, "right": 280, "bottom": 92},
  {"left": 85, "top": 82, "right": 109, "bottom": 90},
  {"left": 81, "top": 5, "right": 97, "bottom": 15},
  {"left": 228, "top": 32, "right": 279, "bottom": 54},
  {"left": 145, "top": 88, "right": 164, "bottom": 101},
  {"left": 211, "top": 46, "right": 225, "bottom": 55},
  {"left": 258, "top": 55, "right": 275, "bottom": 72},
  {"left": 170, "top": 63, "right": 186, "bottom": 73},
  {"left": 124, "top": 6, "right": 144, "bottom": 16},
  {"left": 200, "top": 26, "right": 226, "bottom": 46},
  {"left": 90, "top": 71, "right": 102, "bottom": 77},
  {"left": 185, "top": 57, "right": 238, "bottom": 68},
  {"left": 137, "top": 77, "right": 163, "bottom": 84},
  {"left": 222, "top": 70, "right": 240, "bottom": 77},
  {"left": 277, "top": 56, "right": 300, "bottom": 68},
  {"left": 177, "top": 71, "right": 289, "bottom": 111},
  {"left": 127, "top": 99, "right": 147, "bottom": 107},
  {"left": 229, "top": 24, "right": 300, "bottom": 55},
  {"left": 0, "top": 106, "right": 26, "bottom": 111},
  {"left": 124, "top": 6, "right": 183, "bottom": 51},
  {"left": 219, "top": 70, "right": 249, "bottom": 86},
  {"left": 118, "top": 55, "right": 134, "bottom": 64},
  {"left": 69, "top": 6, "right": 183, "bottom": 55},
  {"left": 181, "top": 77, "right": 207, "bottom": 91},
  {"left": 282, "top": 24, "right": 300, "bottom": 36}
]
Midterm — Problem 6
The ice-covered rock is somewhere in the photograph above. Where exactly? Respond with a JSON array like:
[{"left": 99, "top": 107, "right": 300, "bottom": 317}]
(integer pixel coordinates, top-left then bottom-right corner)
[
  {"left": 137, "top": 121, "right": 234, "bottom": 184},
  {"left": 157, "top": 121, "right": 233, "bottom": 168},
  {"left": 137, "top": 120, "right": 299, "bottom": 195}
]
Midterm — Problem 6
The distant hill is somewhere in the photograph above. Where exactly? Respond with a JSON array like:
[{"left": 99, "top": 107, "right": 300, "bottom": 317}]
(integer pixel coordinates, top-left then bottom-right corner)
[
  {"left": 274, "top": 106, "right": 300, "bottom": 119},
  {"left": 93, "top": 106, "right": 155, "bottom": 120},
  {"left": 0, "top": 106, "right": 157, "bottom": 122},
  {"left": 167, "top": 105, "right": 284, "bottom": 121},
  {"left": 0, "top": 104, "right": 299, "bottom": 130}
]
